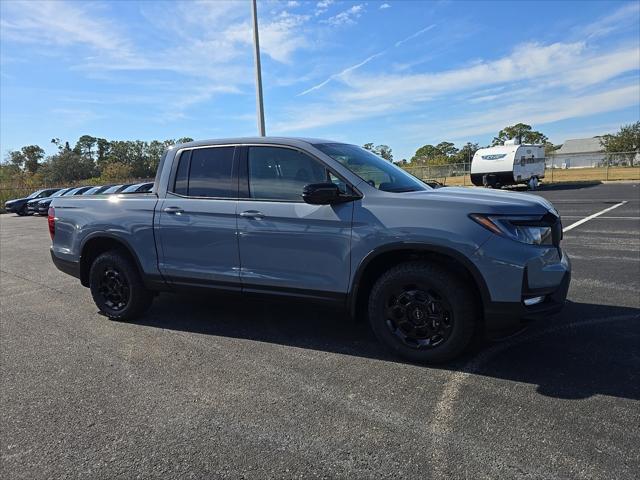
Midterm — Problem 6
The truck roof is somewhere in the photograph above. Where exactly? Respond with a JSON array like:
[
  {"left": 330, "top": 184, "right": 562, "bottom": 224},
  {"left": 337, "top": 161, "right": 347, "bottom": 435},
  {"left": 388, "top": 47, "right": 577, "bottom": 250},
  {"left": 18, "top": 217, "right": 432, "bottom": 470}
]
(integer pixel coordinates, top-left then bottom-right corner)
[{"left": 173, "top": 137, "right": 340, "bottom": 150}]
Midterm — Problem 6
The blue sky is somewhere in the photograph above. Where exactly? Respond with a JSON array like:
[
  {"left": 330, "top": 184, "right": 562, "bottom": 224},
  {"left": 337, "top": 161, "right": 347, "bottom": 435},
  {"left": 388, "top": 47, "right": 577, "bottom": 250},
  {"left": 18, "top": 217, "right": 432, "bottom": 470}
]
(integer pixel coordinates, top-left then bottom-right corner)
[{"left": 1, "top": 0, "right": 639, "bottom": 161}]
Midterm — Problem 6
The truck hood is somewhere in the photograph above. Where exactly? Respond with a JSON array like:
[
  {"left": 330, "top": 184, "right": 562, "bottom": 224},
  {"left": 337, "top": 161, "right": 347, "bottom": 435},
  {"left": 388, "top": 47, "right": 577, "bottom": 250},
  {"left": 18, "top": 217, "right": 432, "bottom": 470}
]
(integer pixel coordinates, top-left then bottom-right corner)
[{"left": 401, "top": 186, "right": 555, "bottom": 215}]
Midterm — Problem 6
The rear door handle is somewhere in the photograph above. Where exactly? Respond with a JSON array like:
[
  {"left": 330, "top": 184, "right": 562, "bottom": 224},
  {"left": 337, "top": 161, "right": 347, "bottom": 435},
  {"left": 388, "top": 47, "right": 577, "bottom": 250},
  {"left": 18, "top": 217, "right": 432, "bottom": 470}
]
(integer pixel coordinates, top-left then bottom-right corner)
[
  {"left": 240, "top": 210, "right": 265, "bottom": 219},
  {"left": 163, "top": 206, "right": 184, "bottom": 215}
]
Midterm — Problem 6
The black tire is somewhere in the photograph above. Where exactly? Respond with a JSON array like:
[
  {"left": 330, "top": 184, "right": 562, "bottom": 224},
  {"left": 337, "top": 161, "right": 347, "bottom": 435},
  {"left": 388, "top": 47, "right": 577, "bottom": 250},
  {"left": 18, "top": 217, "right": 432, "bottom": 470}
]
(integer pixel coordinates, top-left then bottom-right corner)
[
  {"left": 89, "top": 250, "right": 153, "bottom": 320},
  {"left": 17, "top": 205, "right": 28, "bottom": 216},
  {"left": 368, "top": 261, "right": 477, "bottom": 363}
]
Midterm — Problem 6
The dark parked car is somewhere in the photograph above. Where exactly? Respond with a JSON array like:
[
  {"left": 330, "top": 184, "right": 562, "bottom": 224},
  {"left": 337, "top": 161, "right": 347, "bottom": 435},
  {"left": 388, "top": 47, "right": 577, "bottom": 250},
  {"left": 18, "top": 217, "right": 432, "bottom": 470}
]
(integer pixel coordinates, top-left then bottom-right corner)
[
  {"left": 82, "top": 185, "right": 114, "bottom": 195},
  {"left": 4, "top": 188, "right": 61, "bottom": 216},
  {"left": 121, "top": 182, "right": 153, "bottom": 194},
  {"left": 27, "top": 188, "right": 71, "bottom": 215},
  {"left": 37, "top": 186, "right": 93, "bottom": 215}
]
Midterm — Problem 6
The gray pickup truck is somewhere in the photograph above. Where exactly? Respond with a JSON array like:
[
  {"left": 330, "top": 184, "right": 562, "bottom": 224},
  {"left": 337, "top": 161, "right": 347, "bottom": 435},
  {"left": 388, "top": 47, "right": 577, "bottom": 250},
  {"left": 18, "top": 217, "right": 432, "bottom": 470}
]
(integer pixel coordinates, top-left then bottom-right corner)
[{"left": 49, "top": 137, "right": 570, "bottom": 363}]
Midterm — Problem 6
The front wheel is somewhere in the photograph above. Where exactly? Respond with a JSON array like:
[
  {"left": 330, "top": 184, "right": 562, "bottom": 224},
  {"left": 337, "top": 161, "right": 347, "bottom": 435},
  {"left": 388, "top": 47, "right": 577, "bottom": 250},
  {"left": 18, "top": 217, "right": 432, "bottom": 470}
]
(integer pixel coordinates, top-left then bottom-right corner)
[
  {"left": 89, "top": 250, "right": 153, "bottom": 320},
  {"left": 368, "top": 262, "right": 478, "bottom": 363},
  {"left": 17, "top": 205, "right": 28, "bottom": 216}
]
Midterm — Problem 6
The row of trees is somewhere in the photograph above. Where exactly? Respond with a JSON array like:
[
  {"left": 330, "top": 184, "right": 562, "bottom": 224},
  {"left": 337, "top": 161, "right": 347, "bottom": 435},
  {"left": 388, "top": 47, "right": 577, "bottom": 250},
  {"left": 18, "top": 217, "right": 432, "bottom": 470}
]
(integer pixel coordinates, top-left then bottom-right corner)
[
  {"left": 1, "top": 135, "right": 193, "bottom": 185},
  {"left": 3, "top": 122, "right": 637, "bottom": 184}
]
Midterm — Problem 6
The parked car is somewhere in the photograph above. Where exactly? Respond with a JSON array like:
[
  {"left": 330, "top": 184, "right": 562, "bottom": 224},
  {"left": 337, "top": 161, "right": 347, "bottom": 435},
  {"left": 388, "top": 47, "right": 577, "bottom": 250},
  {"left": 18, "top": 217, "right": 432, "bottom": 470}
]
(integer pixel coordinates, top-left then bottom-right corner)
[
  {"left": 82, "top": 185, "right": 114, "bottom": 195},
  {"left": 36, "top": 187, "right": 91, "bottom": 215},
  {"left": 27, "top": 188, "right": 72, "bottom": 215},
  {"left": 4, "top": 188, "right": 61, "bottom": 216},
  {"left": 121, "top": 182, "right": 153, "bottom": 194},
  {"left": 102, "top": 184, "right": 133, "bottom": 194},
  {"left": 49, "top": 137, "right": 570, "bottom": 363}
]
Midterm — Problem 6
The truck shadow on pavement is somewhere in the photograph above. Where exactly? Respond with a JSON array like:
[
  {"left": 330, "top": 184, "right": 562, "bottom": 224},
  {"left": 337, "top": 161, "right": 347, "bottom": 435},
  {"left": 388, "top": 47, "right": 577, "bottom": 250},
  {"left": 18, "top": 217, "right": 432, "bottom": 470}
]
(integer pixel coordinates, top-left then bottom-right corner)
[
  {"left": 132, "top": 294, "right": 640, "bottom": 401},
  {"left": 508, "top": 181, "right": 603, "bottom": 192}
]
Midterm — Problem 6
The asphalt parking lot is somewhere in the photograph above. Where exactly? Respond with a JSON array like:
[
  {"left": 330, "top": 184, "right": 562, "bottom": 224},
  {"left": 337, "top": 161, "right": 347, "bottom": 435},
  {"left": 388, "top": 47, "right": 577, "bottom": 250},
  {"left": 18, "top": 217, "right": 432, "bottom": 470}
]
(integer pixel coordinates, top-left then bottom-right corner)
[{"left": 1, "top": 182, "right": 639, "bottom": 479}]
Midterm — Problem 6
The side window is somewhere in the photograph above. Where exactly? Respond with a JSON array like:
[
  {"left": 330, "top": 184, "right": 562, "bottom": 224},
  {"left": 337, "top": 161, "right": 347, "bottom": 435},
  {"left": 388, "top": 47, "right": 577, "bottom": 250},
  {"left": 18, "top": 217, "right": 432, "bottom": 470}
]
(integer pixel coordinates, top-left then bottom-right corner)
[
  {"left": 248, "top": 147, "right": 330, "bottom": 201},
  {"left": 173, "top": 150, "right": 190, "bottom": 195},
  {"left": 172, "top": 147, "right": 235, "bottom": 198},
  {"left": 189, "top": 147, "right": 235, "bottom": 198}
]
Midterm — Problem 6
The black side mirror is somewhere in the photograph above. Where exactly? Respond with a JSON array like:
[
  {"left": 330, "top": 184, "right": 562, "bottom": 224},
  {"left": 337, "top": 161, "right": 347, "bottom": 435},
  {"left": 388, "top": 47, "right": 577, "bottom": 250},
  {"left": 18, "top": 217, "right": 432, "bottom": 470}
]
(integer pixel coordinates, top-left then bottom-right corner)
[{"left": 302, "top": 182, "right": 342, "bottom": 205}]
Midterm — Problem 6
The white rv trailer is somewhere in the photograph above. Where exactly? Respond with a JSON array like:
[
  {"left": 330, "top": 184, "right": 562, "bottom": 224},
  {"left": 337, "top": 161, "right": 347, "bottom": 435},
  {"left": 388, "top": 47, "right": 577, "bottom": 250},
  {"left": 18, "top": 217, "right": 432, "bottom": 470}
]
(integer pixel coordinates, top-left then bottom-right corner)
[{"left": 471, "top": 139, "right": 545, "bottom": 189}]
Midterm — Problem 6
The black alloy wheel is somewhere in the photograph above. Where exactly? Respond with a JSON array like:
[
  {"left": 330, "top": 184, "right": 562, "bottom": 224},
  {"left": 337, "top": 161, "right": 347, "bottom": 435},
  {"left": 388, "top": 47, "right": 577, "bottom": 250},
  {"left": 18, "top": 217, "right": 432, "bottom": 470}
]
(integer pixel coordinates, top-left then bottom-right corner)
[
  {"left": 385, "top": 285, "right": 453, "bottom": 348},
  {"left": 89, "top": 250, "right": 153, "bottom": 320},
  {"left": 97, "top": 266, "right": 130, "bottom": 312}
]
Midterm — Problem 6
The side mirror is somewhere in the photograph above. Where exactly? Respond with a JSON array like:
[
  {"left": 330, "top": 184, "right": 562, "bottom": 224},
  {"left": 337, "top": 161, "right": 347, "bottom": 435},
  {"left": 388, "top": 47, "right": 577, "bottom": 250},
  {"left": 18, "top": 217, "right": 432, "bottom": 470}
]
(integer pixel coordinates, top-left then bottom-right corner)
[{"left": 302, "top": 182, "right": 342, "bottom": 205}]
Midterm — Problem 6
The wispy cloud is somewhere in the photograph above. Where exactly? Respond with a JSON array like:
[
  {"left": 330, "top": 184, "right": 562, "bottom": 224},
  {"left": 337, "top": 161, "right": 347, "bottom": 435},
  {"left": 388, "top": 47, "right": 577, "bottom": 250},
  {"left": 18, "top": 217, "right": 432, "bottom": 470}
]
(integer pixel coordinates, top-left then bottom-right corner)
[
  {"left": 579, "top": 1, "right": 640, "bottom": 39},
  {"left": 1, "top": 0, "right": 315, "bottom": 114},
  {"left": 380, "top": 3, "right": 391, "bottom": 10},
  {"left": 281, "top": 40, "right": 639, "bottom": 132},
  {"left": 426, "top": 84, "right": 640, "bottom": 142},
  {"left": 298, "top": 52, "right": 385, "bottom": 96},
  {"left": 336, "top": 42, "right": 637, "bottom": 103},
  {"left": 315, "top": 0, "right": 334, "bottom": 16},
  {"left": 299, "top": 24, "right": 437, "bottom": 95},
  {"left": 0, "top": 0, "right": 133, "bottom": 59},
  {"left": 324, "top": 4, "right": 364, "bottom": 26},
  {"left": 395, "top": 24, "right": 436, "bottom": 47}
]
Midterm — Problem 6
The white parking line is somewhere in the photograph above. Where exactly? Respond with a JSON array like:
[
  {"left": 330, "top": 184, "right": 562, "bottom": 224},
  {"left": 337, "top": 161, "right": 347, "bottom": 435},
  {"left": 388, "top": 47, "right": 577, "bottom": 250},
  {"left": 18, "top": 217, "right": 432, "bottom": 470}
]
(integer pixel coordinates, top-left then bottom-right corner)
[
  {"left": 560, "top": 216, "right": 639, "bottom": 220},
  {"left": 563, "top": 201, "right": 628, "bottom": 233}
]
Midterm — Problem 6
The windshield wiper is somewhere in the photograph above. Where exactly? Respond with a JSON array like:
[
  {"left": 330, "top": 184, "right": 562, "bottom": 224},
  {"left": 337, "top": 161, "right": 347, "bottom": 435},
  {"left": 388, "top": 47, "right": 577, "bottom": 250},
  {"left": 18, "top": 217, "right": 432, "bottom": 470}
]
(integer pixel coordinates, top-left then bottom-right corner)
[{"left": 382, "top": 186, "right": 420, "bottom": 193}]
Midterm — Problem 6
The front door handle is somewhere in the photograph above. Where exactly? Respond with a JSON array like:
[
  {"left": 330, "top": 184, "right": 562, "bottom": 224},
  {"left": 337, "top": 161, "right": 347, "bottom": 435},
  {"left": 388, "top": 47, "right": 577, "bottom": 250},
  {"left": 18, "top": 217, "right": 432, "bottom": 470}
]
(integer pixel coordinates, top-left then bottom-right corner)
[
  {"left": 163, "top": 206, "right": 184, "bottom": 215},
  {"left": 240, "top": 210, "right": 265, "bottom": 219}
]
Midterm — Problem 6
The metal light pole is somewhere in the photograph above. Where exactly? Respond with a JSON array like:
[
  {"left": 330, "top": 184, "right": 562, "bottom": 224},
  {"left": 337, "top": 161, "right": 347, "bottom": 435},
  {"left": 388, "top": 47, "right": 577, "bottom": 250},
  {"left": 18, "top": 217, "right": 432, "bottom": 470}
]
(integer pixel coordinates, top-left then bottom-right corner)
[{"left": 251, "top": 0, "right": 266, "bottom": 136}]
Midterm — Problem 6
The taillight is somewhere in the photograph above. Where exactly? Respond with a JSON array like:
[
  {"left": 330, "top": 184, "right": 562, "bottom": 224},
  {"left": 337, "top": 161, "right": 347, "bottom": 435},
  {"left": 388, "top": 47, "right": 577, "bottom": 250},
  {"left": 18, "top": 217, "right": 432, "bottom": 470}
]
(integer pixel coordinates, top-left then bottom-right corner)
[{"left": 48, "top": 207, "right": 55, "bottom": 240}]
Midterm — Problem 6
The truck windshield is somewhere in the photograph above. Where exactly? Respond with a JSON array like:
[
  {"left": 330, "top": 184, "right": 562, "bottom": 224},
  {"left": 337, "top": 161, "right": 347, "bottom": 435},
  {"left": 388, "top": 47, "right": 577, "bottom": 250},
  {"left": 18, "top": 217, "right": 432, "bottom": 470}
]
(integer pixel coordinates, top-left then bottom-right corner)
[{"left": 314, "top": 143, "right": 428, "bottom": 192}]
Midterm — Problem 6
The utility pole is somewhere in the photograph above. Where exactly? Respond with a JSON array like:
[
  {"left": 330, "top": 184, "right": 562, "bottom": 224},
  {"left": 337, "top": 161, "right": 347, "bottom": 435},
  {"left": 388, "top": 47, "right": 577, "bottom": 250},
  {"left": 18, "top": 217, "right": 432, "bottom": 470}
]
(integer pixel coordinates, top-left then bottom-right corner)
[{"left": 251, "top": 0, "right": 266, "bottom": 136}]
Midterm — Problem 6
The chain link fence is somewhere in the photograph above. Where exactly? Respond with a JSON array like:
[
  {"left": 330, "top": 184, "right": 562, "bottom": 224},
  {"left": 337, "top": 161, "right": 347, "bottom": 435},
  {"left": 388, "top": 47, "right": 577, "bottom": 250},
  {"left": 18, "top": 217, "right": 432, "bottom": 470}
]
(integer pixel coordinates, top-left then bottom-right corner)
[{"left": 402, "top": 151, "right": 640, "bottom": 186}]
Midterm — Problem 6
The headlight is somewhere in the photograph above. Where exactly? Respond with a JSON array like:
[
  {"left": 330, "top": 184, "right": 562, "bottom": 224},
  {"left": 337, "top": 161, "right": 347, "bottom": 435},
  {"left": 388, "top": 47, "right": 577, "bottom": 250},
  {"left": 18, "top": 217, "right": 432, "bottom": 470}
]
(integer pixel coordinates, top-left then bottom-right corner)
[{"left": 470, "top": 213, "right": 554, "bottom": 245}]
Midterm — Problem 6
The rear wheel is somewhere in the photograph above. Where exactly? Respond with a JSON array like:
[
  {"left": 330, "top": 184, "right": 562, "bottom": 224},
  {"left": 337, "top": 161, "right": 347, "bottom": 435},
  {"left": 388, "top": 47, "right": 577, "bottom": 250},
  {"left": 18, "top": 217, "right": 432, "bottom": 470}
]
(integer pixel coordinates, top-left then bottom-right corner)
[
  {"left": 368, "top": 261, "right": 477, "bottom": 363},
  {"left": 89, "top": 250, "right": 153, "bottom": 320}
]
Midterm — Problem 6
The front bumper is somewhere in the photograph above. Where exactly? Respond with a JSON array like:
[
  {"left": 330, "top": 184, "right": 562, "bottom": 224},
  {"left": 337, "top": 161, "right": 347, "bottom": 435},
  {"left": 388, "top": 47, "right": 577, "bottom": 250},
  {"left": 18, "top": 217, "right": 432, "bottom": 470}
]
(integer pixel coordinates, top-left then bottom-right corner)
[
  {"left": 484, "top": 269, "right": 570, "bottom": 333},
  {"left": 473, "top": 232, "right": 571, "bottom": 333}
]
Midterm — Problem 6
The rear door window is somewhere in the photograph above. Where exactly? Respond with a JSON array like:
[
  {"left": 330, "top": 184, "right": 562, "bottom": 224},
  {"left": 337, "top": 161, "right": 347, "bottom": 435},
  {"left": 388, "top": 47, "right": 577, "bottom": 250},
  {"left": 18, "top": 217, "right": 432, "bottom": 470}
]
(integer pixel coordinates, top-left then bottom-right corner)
[
  {"left": 173, "top": 151, "right": 190, "bottom": 195},
  {"left": 172, "top": 147, "right": 235, "bottom": 198}
]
